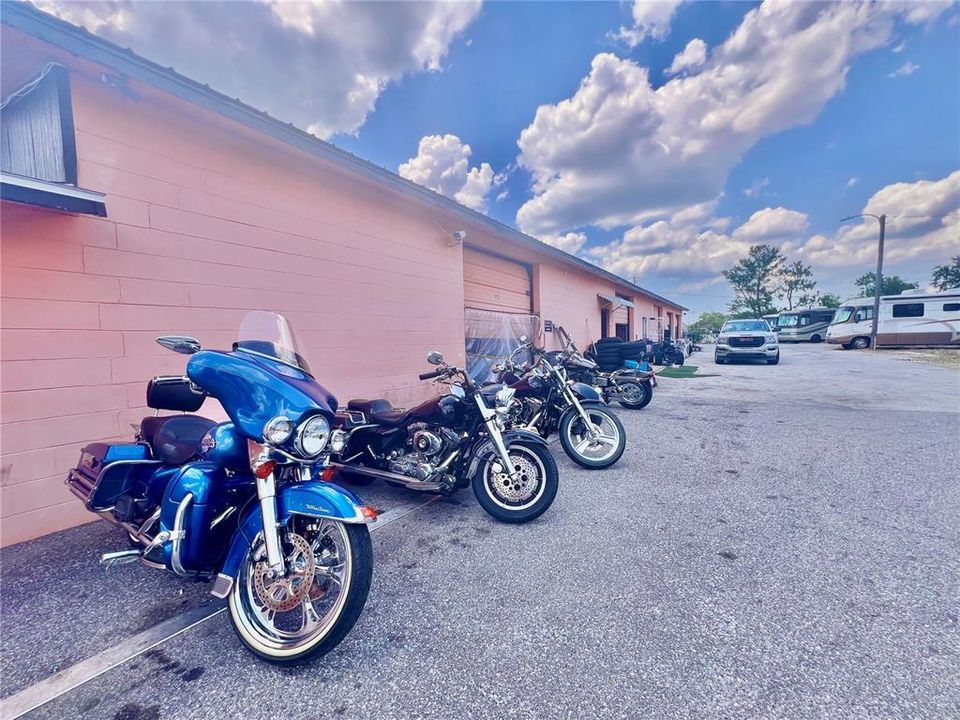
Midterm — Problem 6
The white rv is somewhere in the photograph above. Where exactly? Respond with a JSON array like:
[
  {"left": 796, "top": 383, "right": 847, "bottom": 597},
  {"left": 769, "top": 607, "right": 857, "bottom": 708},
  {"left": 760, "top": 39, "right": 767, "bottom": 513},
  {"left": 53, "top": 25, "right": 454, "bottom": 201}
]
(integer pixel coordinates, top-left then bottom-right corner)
[
  {"left": 776, "top": 306, "right": 837, "bottom": 343},
  {"left": 826, "top": 289, "right": 960, "bottom": 349}
]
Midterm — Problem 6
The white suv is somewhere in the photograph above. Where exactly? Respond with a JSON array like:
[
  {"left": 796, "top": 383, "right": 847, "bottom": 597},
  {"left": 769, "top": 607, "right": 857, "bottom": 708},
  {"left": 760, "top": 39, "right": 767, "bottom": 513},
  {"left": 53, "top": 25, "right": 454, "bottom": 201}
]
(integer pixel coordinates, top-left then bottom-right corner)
[{"left": 715, "top": 319, "right": 780, "bottom": 365}]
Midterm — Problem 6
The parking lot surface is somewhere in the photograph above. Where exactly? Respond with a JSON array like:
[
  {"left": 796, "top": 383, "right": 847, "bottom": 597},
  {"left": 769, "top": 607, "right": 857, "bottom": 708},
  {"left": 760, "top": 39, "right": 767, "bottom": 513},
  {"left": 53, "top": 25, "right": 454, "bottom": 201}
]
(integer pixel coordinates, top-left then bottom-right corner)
[{"left": 2, "top": 343, "right": 958, "bottom": 719}]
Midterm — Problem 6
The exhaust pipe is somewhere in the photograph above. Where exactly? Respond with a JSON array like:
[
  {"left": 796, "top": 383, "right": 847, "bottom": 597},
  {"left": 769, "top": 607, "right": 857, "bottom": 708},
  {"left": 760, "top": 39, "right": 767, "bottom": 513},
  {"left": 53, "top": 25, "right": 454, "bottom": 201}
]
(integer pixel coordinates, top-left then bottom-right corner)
[{"left": 328, "top": 462, "right": 444, "bottom": 492}]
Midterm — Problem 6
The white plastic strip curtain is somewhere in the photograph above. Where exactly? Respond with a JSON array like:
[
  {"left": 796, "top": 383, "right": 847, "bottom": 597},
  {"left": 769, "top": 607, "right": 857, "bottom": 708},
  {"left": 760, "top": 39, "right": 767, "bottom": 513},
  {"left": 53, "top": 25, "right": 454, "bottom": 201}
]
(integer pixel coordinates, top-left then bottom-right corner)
[
  {"left": 1, "top": 63, "right": 69, "bottom": 183},
  {"left": 465, "top": 308, "right": 540, "bottom": 382}
]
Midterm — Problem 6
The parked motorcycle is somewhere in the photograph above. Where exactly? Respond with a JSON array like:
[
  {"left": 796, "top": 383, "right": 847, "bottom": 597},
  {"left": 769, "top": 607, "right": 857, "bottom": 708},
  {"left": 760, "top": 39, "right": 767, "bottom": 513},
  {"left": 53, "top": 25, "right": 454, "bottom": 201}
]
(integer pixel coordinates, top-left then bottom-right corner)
[
  {"left": 494, "top": 338, "right": 627, "bottom": 470},
  {"left": 66, "top": 311, "right": 375, "bottom": 664},
  {"left": 329, "top": 351, "right": 559, "bottom": 524},
  {"left": 554, "top": 325, "right": 655, "bottom": 410}
]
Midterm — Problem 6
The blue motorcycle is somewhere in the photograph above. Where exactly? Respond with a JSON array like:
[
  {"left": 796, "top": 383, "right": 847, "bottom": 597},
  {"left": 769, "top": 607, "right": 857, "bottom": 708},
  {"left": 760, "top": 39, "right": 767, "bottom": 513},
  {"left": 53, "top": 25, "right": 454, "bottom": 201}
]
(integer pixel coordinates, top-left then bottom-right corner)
[{"left": 66, "top": 311, "right": 375, "bottom": 664}]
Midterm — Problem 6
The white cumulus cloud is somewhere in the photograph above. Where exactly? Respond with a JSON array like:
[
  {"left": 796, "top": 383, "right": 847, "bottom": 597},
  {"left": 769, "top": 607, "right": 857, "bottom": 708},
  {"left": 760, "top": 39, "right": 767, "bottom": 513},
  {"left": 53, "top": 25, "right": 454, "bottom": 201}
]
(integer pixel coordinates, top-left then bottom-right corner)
[
  {"left": 794, "top": 171, "right": 960, "bottom": 269},
  {"left": 539, "top": 232, "right": 589, "bottom": 254},
  {"left": 36, "top": 0, "right": 481, "bottom": 139},
  {"left": 888, "top": 60, "right": 920, "bottom": 78},
  {"left": 516, "top": 1, "right": 950, "bottom": 239},
  {"left": 666, "top": 38, "right": 707, "bottom": 75},
  {"left": 399, "top": 134, "right": 501, "bottom": 212},
  {"left": 610, "top": 1, "right": 684, "bottom": 48}
]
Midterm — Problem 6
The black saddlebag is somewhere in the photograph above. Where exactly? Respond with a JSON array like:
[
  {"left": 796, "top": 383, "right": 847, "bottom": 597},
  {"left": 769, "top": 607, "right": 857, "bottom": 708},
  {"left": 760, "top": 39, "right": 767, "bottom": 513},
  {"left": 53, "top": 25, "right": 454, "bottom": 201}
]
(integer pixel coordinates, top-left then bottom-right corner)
[{"left": 66, "top": 442, "right": 160, "bottom": 511}]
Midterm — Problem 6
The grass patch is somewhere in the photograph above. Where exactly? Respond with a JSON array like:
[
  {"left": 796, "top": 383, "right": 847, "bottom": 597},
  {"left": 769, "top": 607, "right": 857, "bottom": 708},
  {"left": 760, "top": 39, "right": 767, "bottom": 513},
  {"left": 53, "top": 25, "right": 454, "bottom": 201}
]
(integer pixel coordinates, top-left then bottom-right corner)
[{"left": 657, "top": 364, "right": 703, "bottom": 378}]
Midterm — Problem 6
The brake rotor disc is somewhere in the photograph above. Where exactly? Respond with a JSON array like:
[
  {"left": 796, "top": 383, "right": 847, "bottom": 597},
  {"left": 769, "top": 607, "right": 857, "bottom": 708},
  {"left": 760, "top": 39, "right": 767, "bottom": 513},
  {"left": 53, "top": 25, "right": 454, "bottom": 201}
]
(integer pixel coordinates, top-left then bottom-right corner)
[
  {"left": 491, "top": 454, "right": 539, "bottom": 502},
  {"left": 253, "top": 532, "right": 316, "bottom": 612}
]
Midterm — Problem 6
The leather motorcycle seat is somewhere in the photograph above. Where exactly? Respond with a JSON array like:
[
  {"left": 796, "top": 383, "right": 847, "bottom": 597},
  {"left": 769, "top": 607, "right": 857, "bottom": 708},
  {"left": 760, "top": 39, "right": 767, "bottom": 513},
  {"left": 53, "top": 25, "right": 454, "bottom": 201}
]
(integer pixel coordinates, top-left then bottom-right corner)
[
  {"left": 346, "top": 398, "right": 409, "bottom": 426},
  {"left": 140, "top": 415, "right": 216, "bottom": 465}
]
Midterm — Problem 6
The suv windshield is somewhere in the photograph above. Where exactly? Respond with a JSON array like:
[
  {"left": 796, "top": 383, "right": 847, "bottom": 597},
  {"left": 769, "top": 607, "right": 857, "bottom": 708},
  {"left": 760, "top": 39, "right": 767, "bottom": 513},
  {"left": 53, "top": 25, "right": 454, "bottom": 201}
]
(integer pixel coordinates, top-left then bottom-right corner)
[
  {"left": 235, "top": 310, "right": 311, "bottom": 374},
  {"left": 722, "top": 320, "right": 769, "bottom": 333}
]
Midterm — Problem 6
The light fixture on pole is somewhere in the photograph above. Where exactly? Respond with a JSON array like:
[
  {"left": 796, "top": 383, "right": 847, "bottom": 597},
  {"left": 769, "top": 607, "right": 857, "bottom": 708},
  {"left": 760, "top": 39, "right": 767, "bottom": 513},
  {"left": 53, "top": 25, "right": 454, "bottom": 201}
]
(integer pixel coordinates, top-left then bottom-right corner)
[{"left": 839, "top": 213, "right": 886, "bottom": 350}]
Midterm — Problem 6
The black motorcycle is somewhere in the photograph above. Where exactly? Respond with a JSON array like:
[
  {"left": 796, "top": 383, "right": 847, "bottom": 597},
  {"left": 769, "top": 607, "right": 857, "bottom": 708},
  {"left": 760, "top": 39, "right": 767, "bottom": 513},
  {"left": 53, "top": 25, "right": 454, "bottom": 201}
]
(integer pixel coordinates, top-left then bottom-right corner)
[
  {"left": 494, "top": 339, "right": 627, "bottom": 470},
  {"left": 329, "top": 351, "right": 558, "bottom": 524},
  {"left": 554, "top": 325, "right": 655, "bottom": 410}
]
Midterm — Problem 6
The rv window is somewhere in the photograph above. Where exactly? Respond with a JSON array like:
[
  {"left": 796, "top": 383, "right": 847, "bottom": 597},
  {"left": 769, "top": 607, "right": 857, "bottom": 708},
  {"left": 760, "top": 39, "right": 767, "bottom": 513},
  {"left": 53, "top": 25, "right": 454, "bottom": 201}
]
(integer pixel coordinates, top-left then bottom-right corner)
[
  {"left": 892, "top": 303, "right": 924, "bottom": 318},
  {"left": 854, "top": 307, "right": 874, "bottom": 323},
  {"left": 944, "top": 303, "right": 960, "bottom": 312},
  {"left": 832, "top": 308, "right": 853, "bottom": 323}
]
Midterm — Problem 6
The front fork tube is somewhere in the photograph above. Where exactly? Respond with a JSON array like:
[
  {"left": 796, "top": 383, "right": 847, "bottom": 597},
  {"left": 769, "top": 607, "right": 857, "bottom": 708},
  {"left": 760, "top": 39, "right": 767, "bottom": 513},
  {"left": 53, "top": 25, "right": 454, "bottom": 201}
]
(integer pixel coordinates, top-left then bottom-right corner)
[
  {"left": 476, "top": 396, "right": 518, "bottom": 479},
  {"left": 564, "top": 388, "right": 599, "bottom": 439},
  {"left": 256, "top": 471, "right": 285, "bottom": 574}
]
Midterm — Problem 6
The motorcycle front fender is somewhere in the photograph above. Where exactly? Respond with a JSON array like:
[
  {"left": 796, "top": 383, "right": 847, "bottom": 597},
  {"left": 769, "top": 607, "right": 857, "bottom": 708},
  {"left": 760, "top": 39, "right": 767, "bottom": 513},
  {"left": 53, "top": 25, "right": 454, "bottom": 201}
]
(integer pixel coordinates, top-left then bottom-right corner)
[
  {"left": 213, "top": 480, "right": 372, "bottom": 597},
  {"left": 570, "top": 382, "right": 602, "bottom": 402},
  {"left": 466, "top": 429, "right": 547, "bottom": 479}
]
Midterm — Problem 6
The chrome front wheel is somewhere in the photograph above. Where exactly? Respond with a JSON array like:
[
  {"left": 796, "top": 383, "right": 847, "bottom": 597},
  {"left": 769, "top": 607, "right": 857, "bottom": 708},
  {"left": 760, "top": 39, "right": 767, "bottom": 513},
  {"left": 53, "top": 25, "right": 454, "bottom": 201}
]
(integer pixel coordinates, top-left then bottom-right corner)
[
  {"left": 228, "top": 517, "right": 372, "bottom": 665},
  {"left": 559, "top": 406, "right": 626, "bottom": 469},
  {"left": 472, "top": 442, "right": 559, "bottom": 523}
]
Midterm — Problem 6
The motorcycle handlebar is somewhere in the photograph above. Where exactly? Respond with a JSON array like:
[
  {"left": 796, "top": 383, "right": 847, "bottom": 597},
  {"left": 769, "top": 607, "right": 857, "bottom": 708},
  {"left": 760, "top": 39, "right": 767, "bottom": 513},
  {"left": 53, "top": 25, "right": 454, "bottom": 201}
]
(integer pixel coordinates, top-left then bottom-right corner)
[{"left": 418, "top": 369, "right": 445, "bottom": 380}]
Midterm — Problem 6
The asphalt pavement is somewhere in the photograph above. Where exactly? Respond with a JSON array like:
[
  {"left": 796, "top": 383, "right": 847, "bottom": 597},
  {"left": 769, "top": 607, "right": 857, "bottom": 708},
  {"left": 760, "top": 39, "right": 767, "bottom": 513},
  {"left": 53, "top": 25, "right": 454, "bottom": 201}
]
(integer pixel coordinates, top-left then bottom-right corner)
[{"left": 2, "top": 343, "right": 958, "bottom": 719}]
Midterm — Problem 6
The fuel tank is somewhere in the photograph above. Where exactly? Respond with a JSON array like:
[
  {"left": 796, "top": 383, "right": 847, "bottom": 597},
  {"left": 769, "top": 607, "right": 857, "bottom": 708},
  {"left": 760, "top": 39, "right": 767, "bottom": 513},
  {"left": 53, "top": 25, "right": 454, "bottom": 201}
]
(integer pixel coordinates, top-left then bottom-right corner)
[{"left": 404, "top": 393, "right": 467, "bottom": 426}]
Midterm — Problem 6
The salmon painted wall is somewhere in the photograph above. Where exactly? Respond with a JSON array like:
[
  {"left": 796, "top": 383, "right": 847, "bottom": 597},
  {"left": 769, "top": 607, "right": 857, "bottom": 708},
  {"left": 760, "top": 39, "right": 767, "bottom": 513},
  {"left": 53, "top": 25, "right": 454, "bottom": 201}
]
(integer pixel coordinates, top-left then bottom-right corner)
[
  {"left": 1, "top": 47, "right": 467, "bottom": 545},
  {"left": 0, "top": 32, "right": 683, "bottom": 545}
]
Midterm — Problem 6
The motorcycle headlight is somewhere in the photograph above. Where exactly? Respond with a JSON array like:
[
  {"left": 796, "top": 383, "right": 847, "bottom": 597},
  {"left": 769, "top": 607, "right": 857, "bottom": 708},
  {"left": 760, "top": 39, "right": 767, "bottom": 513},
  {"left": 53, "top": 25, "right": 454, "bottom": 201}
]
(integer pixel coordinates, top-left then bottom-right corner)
[
  {"left": 496, "top": 387, "right": 515, "bottom": 408},
  {"left": 295, "top": 415, "right": 330, "bottom": 457},
  {"left": 263, "top": 416, "right": 294, "bottom": 444}
]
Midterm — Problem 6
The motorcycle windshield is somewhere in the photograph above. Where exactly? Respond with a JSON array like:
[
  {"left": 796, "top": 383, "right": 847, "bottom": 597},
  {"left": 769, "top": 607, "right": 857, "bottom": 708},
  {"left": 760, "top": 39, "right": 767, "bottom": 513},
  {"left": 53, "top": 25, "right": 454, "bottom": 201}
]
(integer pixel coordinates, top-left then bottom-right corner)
[{"left": 234, "top": 310, "right": 312, "bottom": 375}]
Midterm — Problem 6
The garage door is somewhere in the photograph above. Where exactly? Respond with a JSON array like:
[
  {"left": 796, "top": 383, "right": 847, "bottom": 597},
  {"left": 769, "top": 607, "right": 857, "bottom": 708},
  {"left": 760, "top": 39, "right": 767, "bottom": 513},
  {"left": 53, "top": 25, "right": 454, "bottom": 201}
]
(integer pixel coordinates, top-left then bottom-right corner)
[{"left": 463, "top": 247, "right": 532, "bottom": 313}]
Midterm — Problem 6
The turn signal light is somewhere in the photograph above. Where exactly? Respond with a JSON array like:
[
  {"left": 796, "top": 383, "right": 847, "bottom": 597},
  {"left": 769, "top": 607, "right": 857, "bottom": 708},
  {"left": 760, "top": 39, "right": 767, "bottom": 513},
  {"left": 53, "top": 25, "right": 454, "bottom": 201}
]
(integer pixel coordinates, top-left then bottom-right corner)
[
  {"left": 360, "top": 505, "right": 378, "bottom": 521},
  {"left": 253, "top": 459, "right": 276, "bottom": 479}
]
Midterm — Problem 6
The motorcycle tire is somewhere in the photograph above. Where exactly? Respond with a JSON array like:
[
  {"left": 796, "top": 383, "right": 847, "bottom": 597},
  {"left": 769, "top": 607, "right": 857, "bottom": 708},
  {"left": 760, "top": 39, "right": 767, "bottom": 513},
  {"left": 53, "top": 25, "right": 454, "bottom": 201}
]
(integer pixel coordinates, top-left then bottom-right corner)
[
  {"left": 229, "top": 520, "right": 373, "bottom": 665},
  {"left": 617, "top": 380, "right": 652, "bottom": 410},
  {"left": 559, "top": 406, "right": 626, "bottom": 470},
  {"left": 472, "top": 441, "right": 559, "bottom": 524}
]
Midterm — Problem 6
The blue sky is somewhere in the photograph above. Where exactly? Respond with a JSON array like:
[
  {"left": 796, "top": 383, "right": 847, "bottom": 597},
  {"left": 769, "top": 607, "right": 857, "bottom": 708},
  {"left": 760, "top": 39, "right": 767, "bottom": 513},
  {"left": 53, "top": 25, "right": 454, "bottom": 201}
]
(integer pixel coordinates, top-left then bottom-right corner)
[{"left": 41, "top": 1, "right": 960, "bottom": 317}]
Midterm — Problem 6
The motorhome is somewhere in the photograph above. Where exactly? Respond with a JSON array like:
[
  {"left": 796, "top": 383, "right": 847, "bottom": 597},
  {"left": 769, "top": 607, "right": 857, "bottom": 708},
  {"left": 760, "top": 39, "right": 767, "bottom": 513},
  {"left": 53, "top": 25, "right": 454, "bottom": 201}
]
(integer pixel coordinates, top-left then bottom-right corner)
[
  {"left": 826, "top": 289, "right": 960, "bottom": 349},
  {"left": 775, "top": 307, "right": 837, "bottom": 343},
  {"left": 762, "top": 313, "right": 780, "bottom": 332}
]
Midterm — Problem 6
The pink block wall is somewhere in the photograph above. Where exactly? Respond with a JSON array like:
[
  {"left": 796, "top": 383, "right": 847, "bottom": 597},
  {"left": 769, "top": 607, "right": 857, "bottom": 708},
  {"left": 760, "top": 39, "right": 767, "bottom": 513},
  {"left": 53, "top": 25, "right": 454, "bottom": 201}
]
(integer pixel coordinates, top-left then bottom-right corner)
[
  {"left": 1, "top": 62, "right": 468, "bottom": 545},
  {"left": 1, "top": 35, "right": 683, "bottom": 546}
]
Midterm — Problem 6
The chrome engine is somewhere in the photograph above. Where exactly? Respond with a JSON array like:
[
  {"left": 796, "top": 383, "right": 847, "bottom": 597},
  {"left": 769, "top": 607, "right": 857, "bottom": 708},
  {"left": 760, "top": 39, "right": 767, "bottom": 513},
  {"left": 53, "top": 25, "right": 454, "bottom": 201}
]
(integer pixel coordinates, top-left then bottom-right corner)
[
  {"left": 386, "top": 425, "right": 460, "bottom": 481},
  {"left": 507, "top": 397, "right": 544, "bottom": 430}
]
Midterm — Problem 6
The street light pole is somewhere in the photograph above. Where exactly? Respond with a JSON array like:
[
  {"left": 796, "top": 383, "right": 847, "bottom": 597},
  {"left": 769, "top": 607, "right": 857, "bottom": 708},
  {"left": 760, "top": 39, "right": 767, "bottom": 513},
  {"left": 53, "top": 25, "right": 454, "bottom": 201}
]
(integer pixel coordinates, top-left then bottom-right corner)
[
  {"left": 840, "top": 212, "right": 887, "bottom": 350},
  {"left": 869, "top": 214, "right": 886, "bottom": 350}
]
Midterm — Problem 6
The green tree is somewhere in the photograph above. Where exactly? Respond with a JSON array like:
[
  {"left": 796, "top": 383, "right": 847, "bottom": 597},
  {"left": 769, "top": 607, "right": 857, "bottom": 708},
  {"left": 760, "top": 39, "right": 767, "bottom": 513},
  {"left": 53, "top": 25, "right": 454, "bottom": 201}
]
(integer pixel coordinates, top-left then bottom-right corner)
[
  {"left": 854, "top": 272, "right": 918, "bottom": 297},
  {"left": 931, "top": 256, "right": 960, "bottom": 291},
  {"left": 686, "top": 311, "right": 728, "bottom": 341},
  {"left": 722, "top": 244, "right": 785, "bottom": 317},
  {"left": 779, "top": 260, "right": 816, "bottom": 310},
  {"left": 819, "top": 293, "right": 842, "bottom": 308}
]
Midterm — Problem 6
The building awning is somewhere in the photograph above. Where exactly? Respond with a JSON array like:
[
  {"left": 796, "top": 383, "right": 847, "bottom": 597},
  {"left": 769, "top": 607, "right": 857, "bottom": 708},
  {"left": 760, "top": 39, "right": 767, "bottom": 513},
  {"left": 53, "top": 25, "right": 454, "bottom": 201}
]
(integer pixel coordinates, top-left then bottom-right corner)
[
  {"left": 598, "top": 292, "right": 635, "bottom": 309},
  {"left": 0, "top": 172, "right": 107, "bottom": 216}
]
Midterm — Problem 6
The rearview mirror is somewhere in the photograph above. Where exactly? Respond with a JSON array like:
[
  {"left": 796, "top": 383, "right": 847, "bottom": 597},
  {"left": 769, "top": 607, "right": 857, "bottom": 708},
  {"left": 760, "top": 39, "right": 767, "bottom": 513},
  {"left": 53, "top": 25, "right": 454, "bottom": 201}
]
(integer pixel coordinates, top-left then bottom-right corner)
[
  {"left": 426, "top": 351, "right": 444, "bottom": 366},
  {"left": 156, "top": 335, "right": 201, "bottom": 355}
]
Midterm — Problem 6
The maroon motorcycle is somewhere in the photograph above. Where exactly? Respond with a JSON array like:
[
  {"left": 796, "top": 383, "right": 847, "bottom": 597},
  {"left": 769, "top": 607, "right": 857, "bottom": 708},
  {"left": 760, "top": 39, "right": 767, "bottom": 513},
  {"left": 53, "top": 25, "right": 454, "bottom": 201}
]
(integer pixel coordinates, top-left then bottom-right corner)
[{"left": 328, "top": 351, "right": 559, "bottom": 524}]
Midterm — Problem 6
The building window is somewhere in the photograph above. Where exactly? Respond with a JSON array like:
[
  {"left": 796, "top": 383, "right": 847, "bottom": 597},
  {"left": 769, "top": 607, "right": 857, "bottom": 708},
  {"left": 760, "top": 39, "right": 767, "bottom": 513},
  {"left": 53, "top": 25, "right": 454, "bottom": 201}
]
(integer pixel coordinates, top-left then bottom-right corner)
[
  {"left": 892, "top": 303, "right": 924, "bottom": 318},
  {"left": 1, "top": 63, "right": 77, "bottom": 184},
  {"left": 944, "top": 303, "right": 960, "bottom": 312}
]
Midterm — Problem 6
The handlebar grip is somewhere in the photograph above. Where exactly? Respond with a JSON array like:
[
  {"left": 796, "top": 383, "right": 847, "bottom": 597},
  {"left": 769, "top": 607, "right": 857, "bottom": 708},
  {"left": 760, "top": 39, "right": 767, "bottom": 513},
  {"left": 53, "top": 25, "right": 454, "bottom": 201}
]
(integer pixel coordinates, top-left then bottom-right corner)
[{"left": 419, "top": 369, "right": 445, "bottom": 380}]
